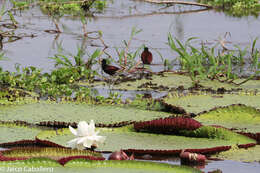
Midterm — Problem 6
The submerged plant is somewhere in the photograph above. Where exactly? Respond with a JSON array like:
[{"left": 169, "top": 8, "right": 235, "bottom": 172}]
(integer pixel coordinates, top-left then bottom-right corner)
[{"left": 67, "top": 120, "right": 106, "bottom": 150}]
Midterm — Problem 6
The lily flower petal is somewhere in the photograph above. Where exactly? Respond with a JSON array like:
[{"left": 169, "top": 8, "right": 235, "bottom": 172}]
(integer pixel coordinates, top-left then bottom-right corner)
[
  {"left": 77, "top": 121, "right": 90, "bottom": 136},
  {"left": 69, "top": 126, "right": 78, "bottom": 136},
  {"left": 67, "top": 120, "right": 106, "bottom": 150}
]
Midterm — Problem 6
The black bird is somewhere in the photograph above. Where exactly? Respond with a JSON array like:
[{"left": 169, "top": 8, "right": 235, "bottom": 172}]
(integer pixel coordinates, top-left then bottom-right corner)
[
  {"left": 101, "top": 59, "right": 120, "bottom": 75},
  {"left": 141, "top": 47, "right": 153, "bottom": 65}
]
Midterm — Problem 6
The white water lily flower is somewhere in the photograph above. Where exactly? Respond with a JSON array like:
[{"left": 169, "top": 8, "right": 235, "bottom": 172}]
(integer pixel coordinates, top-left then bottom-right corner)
[{"left": 67, "top": 120, "right": 106, "bottom": 150}]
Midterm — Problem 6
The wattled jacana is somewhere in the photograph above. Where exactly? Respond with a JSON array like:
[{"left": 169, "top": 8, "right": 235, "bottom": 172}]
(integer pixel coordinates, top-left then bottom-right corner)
[
  {"left": 101, "top": 59, "right": 120, "bottom": 75},
  {"left": 141, "top": 47, "right": 153, "bottom": 65}
]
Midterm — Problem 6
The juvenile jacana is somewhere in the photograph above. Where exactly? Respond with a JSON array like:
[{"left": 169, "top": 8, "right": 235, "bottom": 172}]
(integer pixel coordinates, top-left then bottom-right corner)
[
  {"left": 101, "top": 59, "right": 120, "bottom": 76},
  {"left": 141, "top": 47, "right": 153, "bottom": 65}
]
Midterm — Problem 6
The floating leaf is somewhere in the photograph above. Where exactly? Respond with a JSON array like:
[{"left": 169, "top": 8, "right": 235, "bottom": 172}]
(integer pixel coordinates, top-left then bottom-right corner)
[
  {"left": 37, "top": 125, "right": 255, "bottom": 154},
  {"left": 134, "top": 117, "right": 202, "bottom": 133},
  {"left": 1, "top": 147, "right": 103, "bottom": 160},
  {"left": 0, "top": 102, "right": 171, "bottom": 125},
  {"left": 164, "top": 93, "right": 260, "bottom": 114},
  {"left": 195, "top": 104, "right": 260, "bottom": 133},
  {"left": 0, "top": 122, "right": 41, "bottom": 143}
]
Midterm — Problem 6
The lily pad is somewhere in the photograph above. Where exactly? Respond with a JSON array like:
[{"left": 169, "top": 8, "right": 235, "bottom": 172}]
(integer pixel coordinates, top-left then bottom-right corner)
[
  {"left": 1, "top": 147, "right": 103, "bottom": 160},
  {"left": 0, "top": 122, "right": 41, "bottom": 143},
  {"left": 195, "top": 105, "right": 260, "bottom": 133},
  {"left": 0, "top": 102, "right": 171, "bottom": 125},
  {"left": 164, "top": 93, "right": 260, "bottom": 114},
  {"left": 0, "top": 158, "right": 202, "bottom": 173},
  {"left": 37, "top": 125, "right": 255, "bottom": 152},
  {"left": 64, "top": 159, "right": 202, "bottom": 173},
  {"left": 80, "top": 72, "right": 260, "bottom": 91},
  {"left": 213, "top": 145, "right": 260, "bottom": 162}
]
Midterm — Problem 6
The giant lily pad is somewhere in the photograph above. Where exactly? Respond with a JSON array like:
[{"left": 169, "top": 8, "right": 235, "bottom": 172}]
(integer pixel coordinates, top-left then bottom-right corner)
[
  {"left": 64, "top": 159, "right": 202, "bottom": 173},
  {"left": 0, "top": 102, "right": 171, "bottom": 125},
  {"left": 37, "top": 125, "right": 255, "bottom": 152},
  {"left": 0, "top": 158, "right": 202, "bottom": 173},
  {"left": 212, "top": 145, "right": 260, "bottom": 162},
  {"left": 195, "top": 105, "right": 260, "bottom": 133},
  {"left": 1, "top": 147, "right": 103, "bottom": 160},
  {"left": 0, "top": 122, "right": 41, "bottom": 143},
  {"left": 80, "top": 72, "right": 260, "bottom": 91},
  {"left": 164, "top": 93, "right": 260, "bottom": 114}
]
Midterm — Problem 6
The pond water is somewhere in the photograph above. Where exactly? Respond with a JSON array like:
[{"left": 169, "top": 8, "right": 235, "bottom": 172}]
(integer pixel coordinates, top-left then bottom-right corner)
[{"left": 1, "top": 0, "right": 260, "bottom": 74}]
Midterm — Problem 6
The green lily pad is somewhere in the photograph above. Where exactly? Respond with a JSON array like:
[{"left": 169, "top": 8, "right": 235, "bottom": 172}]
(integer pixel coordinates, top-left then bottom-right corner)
[
  {"left": 195, "top": 105, "right": 260, "bottom": 133},
  {"left": 37, "top": 125, "right": 255, "bottom": 152},
  {"left": 164, "top": 93, "right": 260, "bottom": 114},
  {"left": 0, "top": 158, "right": 202, "bottom": 173},
  {"left": 0, "top": 122, "right": 41, "bottom": 143},
  {"left": 1, "top": 147, "right": 102, "bottom": 160},
  {"left": 0, "top": 101, "right": 171, "bottom": 124},
  {"left": 0, "top": 158, "right": 61, "bottom": 168},
  {"left": 80, "top": 72, "right": 260, "bottom": 91},
  {"left": 213, "top": 145, "right": 260, "bottom": 162},
  {"left": 64, "top": 159, "right": 202, "bottom": 173}
]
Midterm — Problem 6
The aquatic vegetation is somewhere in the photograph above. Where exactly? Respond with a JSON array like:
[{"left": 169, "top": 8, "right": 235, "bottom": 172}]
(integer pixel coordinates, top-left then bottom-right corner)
[
  {"left": 0, "top": 122, "right": 41, "bottom": 143},
  {"left": 0, "top": 158, "right": 202, "bottom": 173},
  {"left": 213, "top": 145, "right": 260, "bottom": 162},
  {"left": 134, "top": 117, "right": 202, "bottom": 133},
  {"left": 198, "top": 0, "right": 260, "bottom": 17},
  {"left": 195, "top": 104, "right": 260, "bottom": 132},
  {"left": 164, "top": 93, "right": 260, "bottom": 114},
  {"left": 0, "top": 101, "right": 171, "bottom": 124},
  {"left": 168, "top": 34, "right": 260, "bottom": 86},
  {"left": 1, "top": 147, "right": 103, "bottom": 159},
  {"left": 37, "top": 124, "right": 255, "bottom": 153},
  {"left": 0, "top": 138, "right": 65, "bottom": 148}
]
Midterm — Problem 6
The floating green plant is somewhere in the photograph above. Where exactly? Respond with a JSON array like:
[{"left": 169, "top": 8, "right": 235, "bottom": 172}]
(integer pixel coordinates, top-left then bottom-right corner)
[
  {"left": 79, "top": 72, "right": 260, "bottom": 92},
  {"left": 64, "top": 159, "right": 202, "bottom": 173},
  {"left": 37, "top": 125, "right": 255, "bottom": 152},
  {"left": 1, "top": 147, "right": 102, "bottom": 160},
  {"left": 180, "top": 126, "right": 255, "bottom": 144},
  {"left": 0, "top": 158, "right": 202, "bottom": 173},
  {"left": 0, "top": 101, "right": 171, "bottom": 125},
  {"left": 134, "top": 117, "right": 202, "bottom": 133},
  {"left": 164, "top": 93, "right": 260, "bottom": 114},
  {"left": 213, "top": 145, "right": 260, "bottom": 162},
  {"left": 0, "top": 158, "right": 61, "bottom": 168},
  {"left": 0, "top": 122, "right": 41, "bottom": 143},
  {"left": 195, "top": 105, "right": 260, "bottom": 133}
]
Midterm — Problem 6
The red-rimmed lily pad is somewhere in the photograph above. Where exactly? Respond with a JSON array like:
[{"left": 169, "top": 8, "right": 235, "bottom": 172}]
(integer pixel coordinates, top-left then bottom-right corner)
[{"left": 36, "top": 125, "right": 255, "bottom": 154}]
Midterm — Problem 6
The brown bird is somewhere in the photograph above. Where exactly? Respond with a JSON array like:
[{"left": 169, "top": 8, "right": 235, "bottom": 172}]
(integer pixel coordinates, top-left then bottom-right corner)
[
  {"left": 141, "top": 47, "right": 153, "bottom": 65},
  {"left": 101, "top": 59, "right": 120, "bottom": 75}
]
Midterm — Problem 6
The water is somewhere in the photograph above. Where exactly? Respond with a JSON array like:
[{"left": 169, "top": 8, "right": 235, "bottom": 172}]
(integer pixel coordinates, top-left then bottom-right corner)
[{"left": 0, "top": 0, "right": 260, "bottom": 73}]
